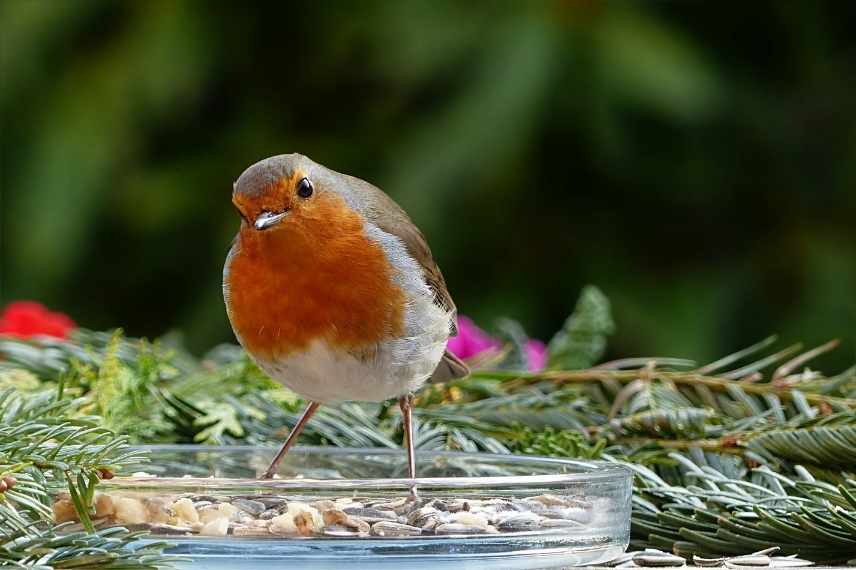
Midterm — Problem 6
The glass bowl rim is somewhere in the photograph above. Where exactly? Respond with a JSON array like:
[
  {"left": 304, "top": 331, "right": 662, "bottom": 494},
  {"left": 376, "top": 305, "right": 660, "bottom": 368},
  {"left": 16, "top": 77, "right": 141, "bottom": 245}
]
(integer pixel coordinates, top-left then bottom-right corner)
[{"left": 112, "top": 444, "right": 632, "bottom": 491}]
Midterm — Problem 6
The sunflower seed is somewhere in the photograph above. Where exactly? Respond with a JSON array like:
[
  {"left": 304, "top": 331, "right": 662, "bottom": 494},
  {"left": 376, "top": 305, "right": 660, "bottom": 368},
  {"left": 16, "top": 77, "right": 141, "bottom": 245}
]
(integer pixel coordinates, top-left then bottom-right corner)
[
  {"left": 694, "top": 555, "right": 727, "bottom": 567},
  {"left": 727, "top": 555, "right": 771, "bottom": 567},
  {"left": 634, "top": 553, "right": 686, "bottom": 567},
  {"left": 371, "top": 521, "right": 423, "bottom": 537}
]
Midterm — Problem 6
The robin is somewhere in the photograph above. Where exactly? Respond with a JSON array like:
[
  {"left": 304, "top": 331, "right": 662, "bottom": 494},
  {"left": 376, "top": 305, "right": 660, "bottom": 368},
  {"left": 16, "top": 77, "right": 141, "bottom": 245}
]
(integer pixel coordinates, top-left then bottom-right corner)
[{"left": 223, "top": 153, "right": 468, "bottom": 486}]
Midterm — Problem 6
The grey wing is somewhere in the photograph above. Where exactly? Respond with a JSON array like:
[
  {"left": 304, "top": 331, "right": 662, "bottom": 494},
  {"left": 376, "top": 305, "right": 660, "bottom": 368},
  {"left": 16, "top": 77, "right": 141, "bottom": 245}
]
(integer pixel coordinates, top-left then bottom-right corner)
[
  {"left": 340, "top": 175, "right": 468, "bottom": 382},
  {"left": 368, "top": 214, "right": 469, "bottom": 382},
  {"left": 381, "top": 217, "right": 459, "bottom": 335},
  {"left": 346, "top": 175, "right": 459, "bottom": 335}
]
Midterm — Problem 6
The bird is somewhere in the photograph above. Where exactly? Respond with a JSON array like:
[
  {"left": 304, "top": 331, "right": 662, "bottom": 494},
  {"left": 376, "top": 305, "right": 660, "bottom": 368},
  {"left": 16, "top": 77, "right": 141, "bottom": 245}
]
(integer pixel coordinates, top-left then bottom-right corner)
[{"left": 223, "top": 153, "right": 468, "bottom": 487}]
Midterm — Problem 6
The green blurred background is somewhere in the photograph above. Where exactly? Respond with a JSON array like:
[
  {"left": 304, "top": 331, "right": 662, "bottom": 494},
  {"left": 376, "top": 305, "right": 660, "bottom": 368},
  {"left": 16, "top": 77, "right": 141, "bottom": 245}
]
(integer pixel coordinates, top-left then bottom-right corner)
[{"left": 2, "top": 1, "right": 855, "bottom": 368}]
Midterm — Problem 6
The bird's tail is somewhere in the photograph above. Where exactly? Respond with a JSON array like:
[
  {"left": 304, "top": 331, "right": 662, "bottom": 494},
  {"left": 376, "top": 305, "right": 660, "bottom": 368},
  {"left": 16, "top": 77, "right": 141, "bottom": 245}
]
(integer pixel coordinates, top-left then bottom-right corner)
[{"left": 428, "top": 349, "right": 470, "bottom": 384}]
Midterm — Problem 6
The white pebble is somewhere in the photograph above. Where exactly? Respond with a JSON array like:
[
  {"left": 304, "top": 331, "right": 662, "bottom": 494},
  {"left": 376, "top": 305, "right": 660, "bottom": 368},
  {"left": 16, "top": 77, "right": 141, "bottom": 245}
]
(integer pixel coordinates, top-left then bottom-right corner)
[
  {"left": 451, "top": 511, "right": 490, "bottom": 529},
  {"left": 199, "top": 517, "right": 230, "bottom": 536},
  {"left": 269, "top": 502, "right": 323, "bottom": 536},
  {"left": 270, "top": 513, "right": 298, "bottom": 535},
  {"left": 288, "top": 503, "right": 322, "bottom": 526},
  {"left": 199, "top": 503, "right": 238, "bottom": 524},
  {"left": 171, "top": 498, "right": 200, "bottom": 524},
  {"left": 113, "top": 497, "right": 147, "bottom": 524},
  {"left": 94, "top": 494, "right": 114, "bottom": 518},
  {"left": 145, "top": 497, "right": 172, "bottom": 524},
  {"left": 52, "top": 498, "right": 78, "bottom": 523}
]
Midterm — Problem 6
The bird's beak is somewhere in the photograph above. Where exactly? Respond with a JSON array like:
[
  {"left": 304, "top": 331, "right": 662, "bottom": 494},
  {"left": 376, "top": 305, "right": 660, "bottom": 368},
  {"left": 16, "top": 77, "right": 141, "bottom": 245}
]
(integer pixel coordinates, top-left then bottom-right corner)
[{"left": 254, "top": 211, "right": 288, "bottom": 231}]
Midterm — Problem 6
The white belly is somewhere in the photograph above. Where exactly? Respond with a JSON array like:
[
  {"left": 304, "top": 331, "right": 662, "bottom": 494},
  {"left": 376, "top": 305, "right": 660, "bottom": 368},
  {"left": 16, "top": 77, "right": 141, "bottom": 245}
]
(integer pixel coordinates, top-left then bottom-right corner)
[{"left": 255, "top": 333, "right": 446, "bottom": 404}]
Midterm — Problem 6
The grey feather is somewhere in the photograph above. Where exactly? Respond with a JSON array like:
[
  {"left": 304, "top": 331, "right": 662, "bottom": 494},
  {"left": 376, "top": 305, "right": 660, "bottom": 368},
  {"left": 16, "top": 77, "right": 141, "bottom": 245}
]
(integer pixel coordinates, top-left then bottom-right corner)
[{"left": 429, "top": 350, "right": 470, "bottom": 383}]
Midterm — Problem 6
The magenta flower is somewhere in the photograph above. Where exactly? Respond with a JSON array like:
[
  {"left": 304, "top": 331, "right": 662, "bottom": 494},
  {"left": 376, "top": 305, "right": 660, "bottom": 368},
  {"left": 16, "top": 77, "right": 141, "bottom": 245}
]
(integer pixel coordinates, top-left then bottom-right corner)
[
  {"left": 447, "top": 316, "right": 546, "bottom": 372},
  {"left": 525, "top": 339, "right": 547, "bottom": 372},
  {"left": 447, "top": 316, "right": 501, "bottom": 360}
]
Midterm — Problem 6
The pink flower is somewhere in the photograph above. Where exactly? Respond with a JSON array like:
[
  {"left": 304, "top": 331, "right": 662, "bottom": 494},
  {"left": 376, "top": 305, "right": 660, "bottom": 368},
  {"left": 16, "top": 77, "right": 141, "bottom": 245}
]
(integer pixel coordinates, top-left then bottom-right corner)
[
  {"left": 0, "top": 301, "right": 76, "bottom": 340},
  {"left": 448, "top": 315, "right": 546, "bottom": 372},
  {"left": 525, "top": 339, "right": 547, "bottom": 372},
  {"left": 447, "top": 316, "right": 501, "bottom": 360}
]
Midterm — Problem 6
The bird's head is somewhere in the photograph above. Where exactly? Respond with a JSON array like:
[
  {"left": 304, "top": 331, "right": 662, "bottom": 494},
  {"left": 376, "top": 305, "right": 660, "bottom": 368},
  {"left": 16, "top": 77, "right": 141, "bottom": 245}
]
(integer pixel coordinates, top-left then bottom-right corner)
[{"left": 232, "top": 154, "right": 328, "bottom": 232}]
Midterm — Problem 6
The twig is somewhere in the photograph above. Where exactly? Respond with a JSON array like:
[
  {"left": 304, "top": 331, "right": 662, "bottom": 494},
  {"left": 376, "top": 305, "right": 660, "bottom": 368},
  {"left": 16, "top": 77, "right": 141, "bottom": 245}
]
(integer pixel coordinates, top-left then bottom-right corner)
[
  {"left": 469, "top": 369, "right": 856, "bottom": 408},
  {"left": 613, "top": 437, "right": 745, "bottom": 454}
]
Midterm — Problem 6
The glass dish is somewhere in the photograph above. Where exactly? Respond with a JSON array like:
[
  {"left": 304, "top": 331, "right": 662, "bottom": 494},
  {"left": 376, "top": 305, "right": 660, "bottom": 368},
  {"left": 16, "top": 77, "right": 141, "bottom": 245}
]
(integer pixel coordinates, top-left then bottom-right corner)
[{"left": 53, "top": 445, "right": 631, "bottom": 569}]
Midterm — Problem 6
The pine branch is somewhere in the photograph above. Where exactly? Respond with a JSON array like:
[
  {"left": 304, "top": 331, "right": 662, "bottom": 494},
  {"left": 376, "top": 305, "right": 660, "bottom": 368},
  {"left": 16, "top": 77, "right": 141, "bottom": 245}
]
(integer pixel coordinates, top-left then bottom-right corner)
[
  {"left": 0, "top": 388, "right": 173, "bottom": 568},
  {"left": 748, "top": 420, "right": 856, "bottom": 468},
  {"left": 1, "top": 526, "right": 176, "bottom": 569},
  {"left": 473, "top": 369, "right": 856, "bottom": 408},
  {"left": 622, "top": 454, "right": 856, "bottom": 561},
  {"left": 613, "top": 437, "right": 743, "bottom": 454}
]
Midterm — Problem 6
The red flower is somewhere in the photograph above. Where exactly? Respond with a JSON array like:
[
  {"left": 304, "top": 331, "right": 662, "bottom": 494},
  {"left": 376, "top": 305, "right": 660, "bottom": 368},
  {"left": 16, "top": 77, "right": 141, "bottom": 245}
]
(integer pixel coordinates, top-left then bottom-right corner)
[{"left": 0, "top": 301, "right": 76, "bottom": 340}]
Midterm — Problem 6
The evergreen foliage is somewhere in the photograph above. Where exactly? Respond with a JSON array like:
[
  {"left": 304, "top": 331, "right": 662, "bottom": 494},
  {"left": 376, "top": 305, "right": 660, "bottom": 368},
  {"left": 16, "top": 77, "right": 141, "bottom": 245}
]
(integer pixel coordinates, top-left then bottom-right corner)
[
  {"left": 1, "top": 286, "right": 855, "bottom": 564},
  {"left": 0, "top": 388, "right": 174, "bottom": 568}
]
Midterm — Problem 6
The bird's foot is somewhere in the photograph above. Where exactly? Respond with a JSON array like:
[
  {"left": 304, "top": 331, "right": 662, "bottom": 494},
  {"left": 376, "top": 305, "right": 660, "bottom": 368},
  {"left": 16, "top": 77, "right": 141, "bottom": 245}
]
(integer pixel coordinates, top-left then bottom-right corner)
[{"left": 407, "top": 483, "right": 419, "bottom": 502}]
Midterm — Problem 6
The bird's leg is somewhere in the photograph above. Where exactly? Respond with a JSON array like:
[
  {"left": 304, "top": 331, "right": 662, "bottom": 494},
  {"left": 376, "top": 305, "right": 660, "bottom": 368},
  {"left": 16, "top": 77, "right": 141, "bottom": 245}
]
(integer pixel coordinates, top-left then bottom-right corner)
[
  {"left": 398, "top": 394, "right": 418, "bottom": 500},
  {"left": 261, "top": 401, "right": 320, "bottom": 479}
]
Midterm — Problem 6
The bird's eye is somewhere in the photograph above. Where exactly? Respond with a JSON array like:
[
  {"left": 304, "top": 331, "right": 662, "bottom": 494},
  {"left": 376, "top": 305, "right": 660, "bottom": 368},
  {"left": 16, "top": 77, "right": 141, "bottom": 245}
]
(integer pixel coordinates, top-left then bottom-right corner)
[{"left": 296, "top": 177, "right": 313, "bottom": 199}]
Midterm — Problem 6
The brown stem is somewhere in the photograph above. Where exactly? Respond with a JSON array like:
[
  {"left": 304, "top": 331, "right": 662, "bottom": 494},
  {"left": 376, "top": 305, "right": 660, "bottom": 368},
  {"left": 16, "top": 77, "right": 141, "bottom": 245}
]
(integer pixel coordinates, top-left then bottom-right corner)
[
  {"left": 472, "top": 370, "right": 856, "bottom": 408},
  {"left": 613, "top": 437, "right": 746, "bottom": 454}
]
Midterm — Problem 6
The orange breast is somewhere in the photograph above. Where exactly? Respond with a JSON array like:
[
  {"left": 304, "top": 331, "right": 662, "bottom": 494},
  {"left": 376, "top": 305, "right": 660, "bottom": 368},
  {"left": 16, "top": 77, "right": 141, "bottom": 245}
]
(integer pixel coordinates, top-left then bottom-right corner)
[{"left": 225, "top": 193, "right": 406, "bottom": 360}]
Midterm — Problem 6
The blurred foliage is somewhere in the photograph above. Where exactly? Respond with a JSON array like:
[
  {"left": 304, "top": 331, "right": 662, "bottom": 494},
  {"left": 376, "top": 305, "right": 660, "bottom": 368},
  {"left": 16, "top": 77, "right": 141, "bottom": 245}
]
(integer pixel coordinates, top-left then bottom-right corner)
[
  {"left": 2, "top": 1, "right": 856, "bottom": 369},
  {"left": 547, "top": 284, "right": 614, "bottom": 369}
]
